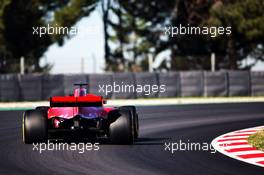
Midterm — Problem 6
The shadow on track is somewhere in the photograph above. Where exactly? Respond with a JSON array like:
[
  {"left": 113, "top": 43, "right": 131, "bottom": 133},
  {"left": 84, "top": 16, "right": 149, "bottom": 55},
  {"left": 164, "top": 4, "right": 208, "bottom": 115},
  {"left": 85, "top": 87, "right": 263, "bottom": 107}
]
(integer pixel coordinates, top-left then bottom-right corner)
[{"left": 46, "top": 137, "right": 170, "bottom": 146}]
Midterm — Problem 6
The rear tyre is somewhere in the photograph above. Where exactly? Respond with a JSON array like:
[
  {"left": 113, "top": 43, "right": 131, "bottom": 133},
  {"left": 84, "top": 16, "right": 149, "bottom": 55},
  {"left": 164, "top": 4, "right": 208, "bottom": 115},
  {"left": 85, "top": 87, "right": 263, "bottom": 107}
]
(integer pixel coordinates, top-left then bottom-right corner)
[
  {"left": 22, "top": 110, "right": 47, "bottom": 144},
  {"left": 109, "top": 109, "right": 134, "bottom": 144},
  {"left": 120, "top": 106, "right": 139, "bottom": 139},
  {"left": 35, "top": 106, "right": 49, "bottom": 111}
]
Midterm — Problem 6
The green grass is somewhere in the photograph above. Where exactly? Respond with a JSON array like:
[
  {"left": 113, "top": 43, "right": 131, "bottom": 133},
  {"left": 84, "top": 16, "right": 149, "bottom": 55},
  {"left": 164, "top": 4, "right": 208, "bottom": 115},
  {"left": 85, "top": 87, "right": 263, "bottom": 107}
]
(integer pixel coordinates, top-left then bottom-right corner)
[{"left": 248, "top": 130, "right": 264, "bottom": 151}]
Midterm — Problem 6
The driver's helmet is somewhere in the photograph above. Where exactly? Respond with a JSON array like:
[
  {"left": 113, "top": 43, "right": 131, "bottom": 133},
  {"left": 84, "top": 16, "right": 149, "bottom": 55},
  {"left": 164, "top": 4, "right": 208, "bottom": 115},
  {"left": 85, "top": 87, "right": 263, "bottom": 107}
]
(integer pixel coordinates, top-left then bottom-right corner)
[{"left": 74, "top": 87, "right": 87, "bottom": 97}]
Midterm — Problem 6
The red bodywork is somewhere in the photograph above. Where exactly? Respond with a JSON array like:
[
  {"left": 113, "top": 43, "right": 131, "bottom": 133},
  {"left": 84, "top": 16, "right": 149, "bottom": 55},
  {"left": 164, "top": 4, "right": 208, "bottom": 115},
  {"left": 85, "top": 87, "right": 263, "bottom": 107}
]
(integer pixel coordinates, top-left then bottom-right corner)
[
  {"left": 46, "top": 87, "right": 115, "bottom": 129},
  {"left": 47, "top": 106, "right": 114, "bottom": 119}
]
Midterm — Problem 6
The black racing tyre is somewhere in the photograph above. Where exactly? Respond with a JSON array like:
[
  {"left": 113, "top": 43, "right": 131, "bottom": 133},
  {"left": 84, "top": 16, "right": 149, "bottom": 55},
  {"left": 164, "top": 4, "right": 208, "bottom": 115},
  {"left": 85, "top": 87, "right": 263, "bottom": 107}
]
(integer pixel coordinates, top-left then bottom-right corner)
[
  {"left": 22, "top": 110, "right": 47, "bottom": 144},
  {"left": 35, "top": 106, "right": 49, "bottom": 117},
  {"left": 109, "top": 109, "right": 134, "bottom": 144},
  {"left": 120, "top": 106, "right": 139, "bottom": 139},
  {"left": 35, "top": 106, "right": 49, "bottom": 111}
]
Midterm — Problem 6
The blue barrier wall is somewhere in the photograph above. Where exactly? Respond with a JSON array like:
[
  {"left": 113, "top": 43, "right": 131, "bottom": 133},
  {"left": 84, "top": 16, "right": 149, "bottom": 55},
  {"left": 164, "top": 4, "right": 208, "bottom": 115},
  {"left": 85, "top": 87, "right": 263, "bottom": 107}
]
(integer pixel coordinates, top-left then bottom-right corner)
[
  {"left": 158, "top": 72, "right": 180, "bottom": 97},
  {"left": 0, "top": 71, "right": 262, "bottom": 101},
  {"left": 42, "top": 74, "right": 65, "bottom": 100},
  {"left": 0, "top": 74, "right": 20, "bottom": 101},
  {"left": 112, "top": 73, "right": 136, "bottom": 99},
  {"left": 204, "top": 71, "right": 228, "bottom": 97},
  {"left": 180, "top": 71, "right": 204, "bottom": 97},
  {"left": 20, "top": 74, "right": 42, "bottom": 101},
  {"left": 228, "top": 71, "right": 251, "bottom": 96},
  {"left": 88, "top": 74, "right": 113, "bottom": 99},
  {"left": 251, "top": 71, "right": 264, "bottom": 96},
  {"left": 134, "top": 72, "right": 159, "bottom": 98}
]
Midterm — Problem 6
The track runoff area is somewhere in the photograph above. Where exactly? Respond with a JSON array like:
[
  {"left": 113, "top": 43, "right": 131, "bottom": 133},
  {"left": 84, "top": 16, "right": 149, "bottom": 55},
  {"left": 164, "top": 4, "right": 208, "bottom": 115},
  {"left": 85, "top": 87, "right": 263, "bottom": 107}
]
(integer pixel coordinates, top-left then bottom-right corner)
[{"left": 0, "top": 97, "right": 264, "bottom": 174}]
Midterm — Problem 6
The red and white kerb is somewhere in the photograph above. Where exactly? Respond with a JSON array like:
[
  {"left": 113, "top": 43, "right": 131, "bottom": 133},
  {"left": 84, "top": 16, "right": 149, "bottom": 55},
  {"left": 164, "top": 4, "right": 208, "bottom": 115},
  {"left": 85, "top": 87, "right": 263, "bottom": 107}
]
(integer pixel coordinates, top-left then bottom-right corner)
[{"left": 211, "top": 126, "right": 264, "bottom": 168}]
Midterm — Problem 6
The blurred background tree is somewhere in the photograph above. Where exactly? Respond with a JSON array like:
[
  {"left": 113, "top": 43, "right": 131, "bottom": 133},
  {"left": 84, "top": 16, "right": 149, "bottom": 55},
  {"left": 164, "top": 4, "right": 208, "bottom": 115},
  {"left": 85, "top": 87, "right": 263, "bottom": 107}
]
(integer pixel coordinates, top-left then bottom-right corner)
[
  {"left": 0, "top": 0, "right": 263, "bottom": 73},
  {"left": 0, "top": 0, "right": 97, "bottom": 73},
  {"left": 208, "top": 0, "right": 264, "bottom": 70},
  {"left": 106, "top": 0, "right": 175, "bottom": 72},
  {"left": 108, "top": 0, "right": 264, "bottom": 71}
]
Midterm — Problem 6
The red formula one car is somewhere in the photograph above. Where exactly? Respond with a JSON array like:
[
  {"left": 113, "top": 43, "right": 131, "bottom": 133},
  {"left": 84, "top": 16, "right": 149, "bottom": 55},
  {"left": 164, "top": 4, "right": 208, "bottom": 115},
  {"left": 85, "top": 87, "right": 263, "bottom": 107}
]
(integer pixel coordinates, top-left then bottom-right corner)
[{"left": 22, "top": 83, "right": 139, "bottom": 144}]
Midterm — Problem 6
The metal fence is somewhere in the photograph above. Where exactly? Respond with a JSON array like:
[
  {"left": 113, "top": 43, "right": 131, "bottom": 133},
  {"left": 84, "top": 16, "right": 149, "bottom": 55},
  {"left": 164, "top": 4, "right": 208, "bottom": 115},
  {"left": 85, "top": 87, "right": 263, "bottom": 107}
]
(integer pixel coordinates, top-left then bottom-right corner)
[{"left": 0, "top": 71, "right": 263, "bottom": 101}]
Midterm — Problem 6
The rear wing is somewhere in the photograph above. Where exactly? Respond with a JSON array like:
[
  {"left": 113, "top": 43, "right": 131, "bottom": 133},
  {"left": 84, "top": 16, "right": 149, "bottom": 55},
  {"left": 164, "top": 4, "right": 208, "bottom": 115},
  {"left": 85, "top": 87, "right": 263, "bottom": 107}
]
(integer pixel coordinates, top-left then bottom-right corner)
[{"left": 50, "top": 96, "right": 106, "bottom": 107}]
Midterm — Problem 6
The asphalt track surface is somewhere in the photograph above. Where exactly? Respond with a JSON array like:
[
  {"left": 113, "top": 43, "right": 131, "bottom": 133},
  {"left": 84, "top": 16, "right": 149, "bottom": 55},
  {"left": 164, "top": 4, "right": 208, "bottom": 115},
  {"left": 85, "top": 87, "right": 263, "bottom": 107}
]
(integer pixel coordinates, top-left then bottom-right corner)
[{"left": 0, "top": 103, "right": 264, "bottom": 175}]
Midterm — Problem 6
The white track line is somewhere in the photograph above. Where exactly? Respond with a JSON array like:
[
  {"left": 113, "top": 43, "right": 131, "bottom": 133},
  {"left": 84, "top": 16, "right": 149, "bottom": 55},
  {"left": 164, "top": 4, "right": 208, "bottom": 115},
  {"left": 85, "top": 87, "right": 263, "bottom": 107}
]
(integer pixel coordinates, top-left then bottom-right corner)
[{"left": 1, "top": 97, "right": 264, "bottom": 109}]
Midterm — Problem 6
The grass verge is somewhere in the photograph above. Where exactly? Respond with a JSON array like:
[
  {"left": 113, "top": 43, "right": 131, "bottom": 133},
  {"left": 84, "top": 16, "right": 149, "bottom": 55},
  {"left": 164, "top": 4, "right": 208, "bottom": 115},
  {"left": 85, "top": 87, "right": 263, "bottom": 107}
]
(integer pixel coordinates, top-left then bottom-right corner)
[{"left": 248, "top": 130, "right": 264, "bottom": 151}]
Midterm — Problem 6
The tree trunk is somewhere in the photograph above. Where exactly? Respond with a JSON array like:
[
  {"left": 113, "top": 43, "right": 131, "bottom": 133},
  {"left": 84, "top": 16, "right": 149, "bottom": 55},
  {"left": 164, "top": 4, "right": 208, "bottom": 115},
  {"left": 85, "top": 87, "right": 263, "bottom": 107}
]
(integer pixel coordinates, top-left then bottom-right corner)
[
  {"left": 102, "top": 0, "right": 111, "bottom": 71},
  {"left": 227, "top": 36, "right": 237, "bottom": 70}
]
